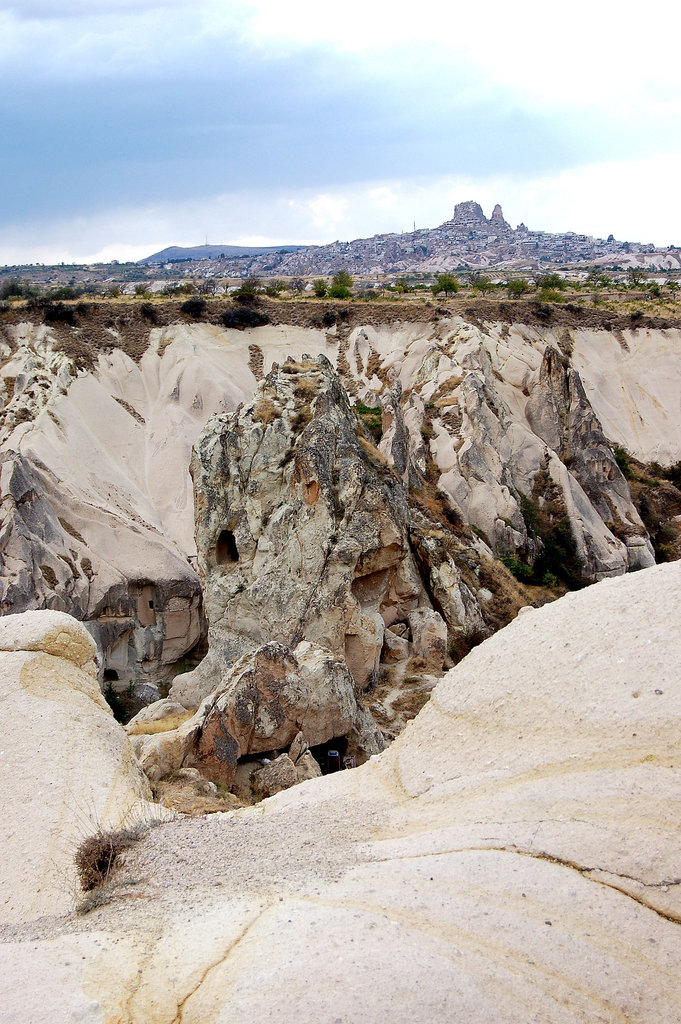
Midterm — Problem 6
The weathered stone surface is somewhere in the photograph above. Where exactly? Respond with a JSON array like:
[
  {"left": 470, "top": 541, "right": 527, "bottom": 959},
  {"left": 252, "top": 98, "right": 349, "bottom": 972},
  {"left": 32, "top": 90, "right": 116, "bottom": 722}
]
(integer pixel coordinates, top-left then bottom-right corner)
[
  {"left": 407, "top": 608, "right": 448, "bottom": 671},
  {"left": 187, "top": 354, "right": 485, "bottom": 710},
  {"left": 251, "top": 753, "right": 298, "bottom": 798},
  {"left": 381, "top": 627, "right": 410, "bottom": 662},
  {"left": 3, "top": 562, "right": 680, "bottom": 1023}
]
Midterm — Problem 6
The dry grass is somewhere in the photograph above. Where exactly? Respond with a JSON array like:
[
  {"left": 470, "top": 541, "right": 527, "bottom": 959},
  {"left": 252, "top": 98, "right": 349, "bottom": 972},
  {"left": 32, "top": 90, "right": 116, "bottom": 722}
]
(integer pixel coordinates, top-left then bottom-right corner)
[
  {"left": 126, "top": 709, "right": 194, "bottom": 735},
  {"left": 75, "top": 824, "right": 146, "bottom": 893},
  {"left": 295, "top": 376, "right": 319, "bottom": 400},
  {"left": 253, "top": 397, "right": 278, "bottom": 427}
]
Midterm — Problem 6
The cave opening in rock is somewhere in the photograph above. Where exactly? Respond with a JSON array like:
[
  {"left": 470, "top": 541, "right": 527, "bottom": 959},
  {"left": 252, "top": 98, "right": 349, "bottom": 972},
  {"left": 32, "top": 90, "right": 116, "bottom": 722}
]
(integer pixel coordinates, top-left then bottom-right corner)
[
  {"left": 216, "top": 529, "right": 239, "bottom": 565},
  {"left": 103, "top": 669, "right": 119, "bottom": 682},
  {"left": 310, "top": 736, "right": 349, "bottom": 774}
]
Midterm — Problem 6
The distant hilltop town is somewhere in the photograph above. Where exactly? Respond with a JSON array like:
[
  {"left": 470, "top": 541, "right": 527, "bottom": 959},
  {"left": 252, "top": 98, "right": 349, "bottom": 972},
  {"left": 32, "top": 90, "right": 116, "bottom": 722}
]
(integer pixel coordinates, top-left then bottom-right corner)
[
  {"left": 3, "top": 203, "right": 680, "bottom": 286},
  {"left": 139, "top": 200, "right": 681, "bottom": 277}
]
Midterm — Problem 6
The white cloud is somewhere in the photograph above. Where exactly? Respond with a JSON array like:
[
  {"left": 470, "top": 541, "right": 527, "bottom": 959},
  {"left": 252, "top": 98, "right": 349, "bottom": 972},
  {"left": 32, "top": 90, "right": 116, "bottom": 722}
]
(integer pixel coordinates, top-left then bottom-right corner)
[{"left": 3, "top": 154, "right": 681, "bottom": 265}]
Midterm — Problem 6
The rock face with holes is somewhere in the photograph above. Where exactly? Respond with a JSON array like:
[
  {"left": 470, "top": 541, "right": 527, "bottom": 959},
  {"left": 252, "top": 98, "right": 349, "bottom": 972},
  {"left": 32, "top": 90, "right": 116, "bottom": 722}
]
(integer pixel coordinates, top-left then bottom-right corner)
[
  {"left": 132, "top": 639, "right": 384, "bottom": 785},
  {"left": 0, "top": 309, "right": 677, "bottom": 698},
  {"left": 174, "top": 355, "right": 486, "bottom": 717}
]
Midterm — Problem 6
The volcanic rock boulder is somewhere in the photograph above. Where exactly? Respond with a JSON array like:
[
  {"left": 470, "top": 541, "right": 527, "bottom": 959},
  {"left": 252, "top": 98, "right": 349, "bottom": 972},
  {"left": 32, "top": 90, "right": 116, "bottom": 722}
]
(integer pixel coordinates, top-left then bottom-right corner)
[
  {"left": 175, "top": 354, "right": 486, "bottom": 710},
  {"left": 185, "top": 640, "right": 380, "bottom": 785},
  {"left": 132, "top": 639, "right": 384, "bottom": 786}
]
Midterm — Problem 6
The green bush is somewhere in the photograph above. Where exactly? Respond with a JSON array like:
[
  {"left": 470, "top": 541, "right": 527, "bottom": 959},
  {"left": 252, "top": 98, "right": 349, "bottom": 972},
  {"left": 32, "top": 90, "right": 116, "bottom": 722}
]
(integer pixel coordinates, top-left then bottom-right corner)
[
  {"left": 328, "top": 283, "right": 351, "bottom": 299},
  {"left": 328, "top": 271, "right": 353, "bottom": 298},
  {"left": 500, "top": 554, "right": 533, "bottom": 580},
  {"left": 507, "top": 279, "right": 530, "bottom": 298},
  {"left": 355, "top": 402, "right": 382, "bottom": 440},
  {"left": 613, "top": 444, "right": 632, "bottom": 478},
  {"left": 312, "top": 278, "right": 327, "bottom": 297}
]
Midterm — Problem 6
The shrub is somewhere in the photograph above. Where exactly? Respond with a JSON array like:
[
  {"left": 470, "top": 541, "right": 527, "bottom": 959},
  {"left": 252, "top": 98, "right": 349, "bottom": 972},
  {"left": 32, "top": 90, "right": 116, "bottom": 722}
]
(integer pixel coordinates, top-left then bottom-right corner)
[
  {"left": 328, "top": 283, "right": 351, "bottom": 299},
  {"left": 507, "top": 279, "right": 530, "bottom": 298},
  {"left": 0, "top": 278, "right": 36, "bottom": 300},
  {"left": 431, "top": 273, "right": 458, "bottom": 297},
  {"left": 220, "top": 306, "right": 270, "bottom": 330},
  {"left": 613, "top": 444, "right": 632, "bottom": 478},
  {"left": 139, "top": 302, "right": 158, "bottom": 323},
  {"left": 500, "top": 554, "right": 533, "bottom": 581},
  {"left": 265, "top": 278, "right": 285, "bottom": 297},
  {"left": 42, "top": 302, "right": 77, "bottom": 325},
  {"left": 234, "top": 277, "right": 261, "bottom": 303},
  {"left": 312, "top": 278, "right": 328, "bottom": 298},
  {"left": 535, "top": 289, "right": 565, "bottom": 304},
  {"left": 537, "top": 273, "right": 566, "bottom": 291},
  {"left": 48, "top": 285, "right": 82, "bottom": 301},
  {"left": 355, "top": 401, "right": 382, "bottom": 440},
  {"left": 180, "top": 296, "right": 207, "bottom": 318},
  {"left": 328, "top": 271, "right": 353, "bottom": 298}
]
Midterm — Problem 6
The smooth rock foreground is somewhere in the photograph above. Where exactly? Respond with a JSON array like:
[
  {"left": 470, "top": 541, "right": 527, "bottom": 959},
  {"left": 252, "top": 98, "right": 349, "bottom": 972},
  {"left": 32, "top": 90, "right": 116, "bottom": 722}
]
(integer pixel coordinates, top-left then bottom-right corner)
[
  {"left": 1, "top": 561, "right": 680, "bottom": 1023},
  {"left": 0, "top": 610, "right": 156, "bottom": 925}
]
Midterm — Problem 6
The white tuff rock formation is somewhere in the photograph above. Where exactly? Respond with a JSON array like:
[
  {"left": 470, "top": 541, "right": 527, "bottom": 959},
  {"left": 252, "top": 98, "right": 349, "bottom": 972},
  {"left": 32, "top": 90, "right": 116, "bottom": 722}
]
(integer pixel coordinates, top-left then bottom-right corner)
[
  {"left": 0, "top": 609, "right": 156, "bottom": 924},
  {"left": 0, "top": 310, "right": 678, "bottom": 691},
  {"left": 174, "top": 354, "right": 484, "bottom": 708}
]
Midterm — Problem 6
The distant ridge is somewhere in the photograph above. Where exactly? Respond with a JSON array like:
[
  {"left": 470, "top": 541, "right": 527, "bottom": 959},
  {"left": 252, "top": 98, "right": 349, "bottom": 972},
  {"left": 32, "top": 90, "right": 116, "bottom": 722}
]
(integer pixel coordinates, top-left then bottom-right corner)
[
  {"left": 139, "top": 243, "right": 308, "bottom": 265},
  {"left": 137, "top": 203, "right": 681, "bottom": 277}
]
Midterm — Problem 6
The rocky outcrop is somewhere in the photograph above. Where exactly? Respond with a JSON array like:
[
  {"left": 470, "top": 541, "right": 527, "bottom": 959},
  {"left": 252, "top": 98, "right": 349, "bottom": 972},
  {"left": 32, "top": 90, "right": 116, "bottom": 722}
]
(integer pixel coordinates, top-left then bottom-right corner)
[
  {"left": 185, "top": 640, "right": 376, "bottom": 785},
  {"left": 0, "top": 609, "right": 157, "bottom": 923},
  {"left": 0, "top": 448, "right": 203, "bottom": 693},
  {"left": 3, "top": 561, "right": 680, "bottom": 1022},
  {"left": 422, "top": 324, "right": 654, "bottom": 581},
  {"left": 133, "top": 639, "right": 385, "bottom": 787},
  {"left": 0, "top": 311, "right": 675, "bottom": 699},
  {"left": 178, "top": 354, "right": 485, "bottom": 709},
  {"left": 526, "top": 346, "right": 653, "bottom": 572}
]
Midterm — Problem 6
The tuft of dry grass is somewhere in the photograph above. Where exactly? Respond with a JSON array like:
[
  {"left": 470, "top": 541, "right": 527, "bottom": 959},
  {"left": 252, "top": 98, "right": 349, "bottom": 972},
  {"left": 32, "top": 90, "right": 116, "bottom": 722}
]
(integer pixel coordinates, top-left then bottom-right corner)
[
  {"left": 253, "top": 397, "right": 278, "bottom": 427},
  {"left": 75, "top": 825, "right": 145, "bottom": 893}
]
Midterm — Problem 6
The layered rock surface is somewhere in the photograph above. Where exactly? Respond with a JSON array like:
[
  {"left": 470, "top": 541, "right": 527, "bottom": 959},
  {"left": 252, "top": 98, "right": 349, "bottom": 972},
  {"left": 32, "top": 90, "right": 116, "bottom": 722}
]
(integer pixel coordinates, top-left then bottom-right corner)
[{"left": 2, "top": 560, "right": 680, "bottom": 1023}]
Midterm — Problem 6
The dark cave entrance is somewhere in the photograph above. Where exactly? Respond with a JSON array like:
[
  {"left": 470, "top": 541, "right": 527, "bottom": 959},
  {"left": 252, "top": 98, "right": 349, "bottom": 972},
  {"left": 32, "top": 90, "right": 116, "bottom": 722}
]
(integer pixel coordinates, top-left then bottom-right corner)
[
  {"left": 216, "top": 529, "right": 239, "bottom": 565},
  {"left": 310, "top": 736, "right": 349, "bottom": 774}
]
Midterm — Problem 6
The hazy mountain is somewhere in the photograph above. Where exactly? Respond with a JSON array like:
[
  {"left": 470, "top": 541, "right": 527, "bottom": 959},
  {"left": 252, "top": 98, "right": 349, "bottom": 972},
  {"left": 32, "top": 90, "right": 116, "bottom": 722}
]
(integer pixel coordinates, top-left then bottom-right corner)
[{"left": 138, "top": 243, "right": 309, "bottom": 265}]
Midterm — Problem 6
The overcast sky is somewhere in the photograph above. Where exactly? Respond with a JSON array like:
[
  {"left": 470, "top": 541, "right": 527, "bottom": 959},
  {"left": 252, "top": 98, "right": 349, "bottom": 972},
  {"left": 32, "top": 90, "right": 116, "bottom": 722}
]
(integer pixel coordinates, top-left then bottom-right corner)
[{"left": 2, "top": 0, "right": 680, "bottom": 264}]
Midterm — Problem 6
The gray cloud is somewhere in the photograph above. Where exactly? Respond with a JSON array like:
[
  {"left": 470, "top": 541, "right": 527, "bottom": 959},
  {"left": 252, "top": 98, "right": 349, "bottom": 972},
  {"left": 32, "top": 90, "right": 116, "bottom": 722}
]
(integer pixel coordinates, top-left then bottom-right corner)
[{"left": 2, "top": 0, "right": 188, "bottom": 17}]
